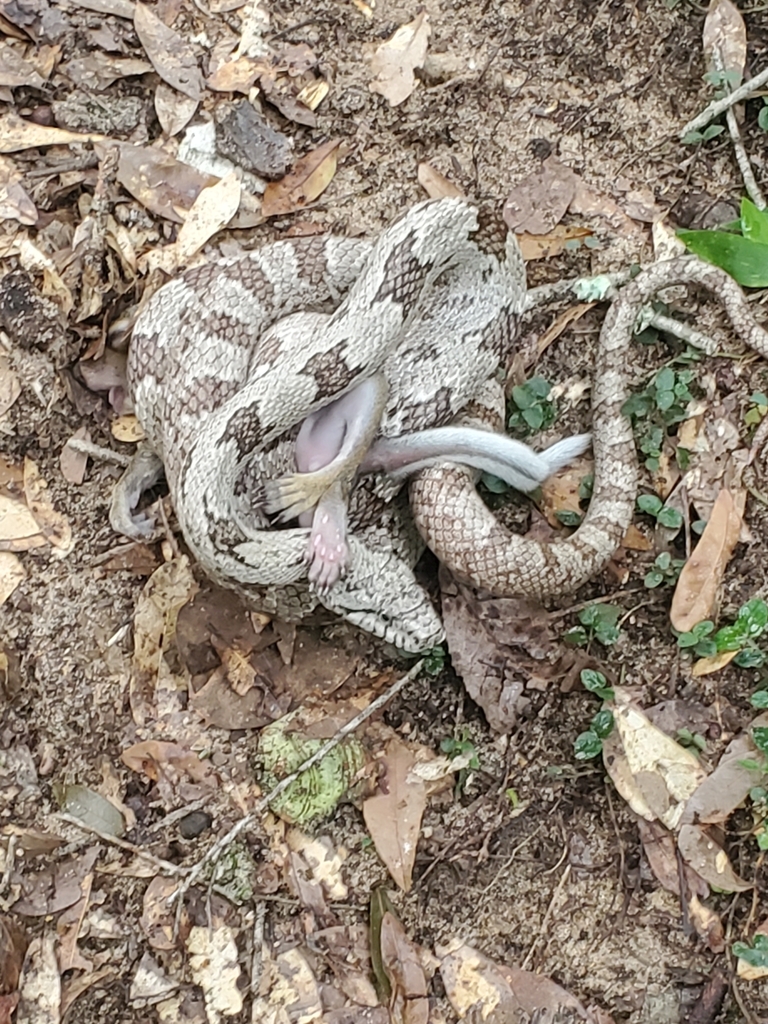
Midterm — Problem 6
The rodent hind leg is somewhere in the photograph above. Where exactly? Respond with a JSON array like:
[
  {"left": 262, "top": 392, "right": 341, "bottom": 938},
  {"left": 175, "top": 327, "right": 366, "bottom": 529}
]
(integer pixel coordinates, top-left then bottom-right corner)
[
  {"left": 264, "top": 373, "right": 388, "bottom": 590},
  {"left": 110, "top": 444, "right": 166, "bottom": 540}
]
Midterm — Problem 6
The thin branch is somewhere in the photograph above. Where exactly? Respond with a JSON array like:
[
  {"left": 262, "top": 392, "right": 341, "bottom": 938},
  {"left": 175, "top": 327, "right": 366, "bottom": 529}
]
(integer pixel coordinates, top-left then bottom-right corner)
[
  {"left": 168, "top": 659, "right": 426, "bottom": 904},
  {"left": 680, "top": 64, "right": 768, "bottom": 138}
]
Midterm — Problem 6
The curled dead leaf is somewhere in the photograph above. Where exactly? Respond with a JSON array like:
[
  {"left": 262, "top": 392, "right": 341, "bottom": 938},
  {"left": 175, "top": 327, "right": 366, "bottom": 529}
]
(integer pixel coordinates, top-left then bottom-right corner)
[{"left": 261, "top": 139, "right": 342, "bottom": 217}]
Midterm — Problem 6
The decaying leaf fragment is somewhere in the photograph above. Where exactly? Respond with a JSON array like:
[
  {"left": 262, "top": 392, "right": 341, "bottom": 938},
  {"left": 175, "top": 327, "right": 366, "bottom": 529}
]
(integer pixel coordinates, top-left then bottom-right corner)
[
  {"left": 369, "top": 11, "right": 430, "bottom": 107},
  {"left": 602, "top": 688, "right": 707, "bottom": 830},
  {"left": 362, "top": 737, "right": 426, "bottom": 892},
  {"left": 187, "top": 922, "right": 243, "bottom": 1022},
  {"left": 133, "top": 2, "right": 203, "bottom": 100},
  {"left": 261, "top": 138, "right": 341, "bottom": 217},
  {"left": 670, "top": 488, "right": 742, "bottom": 633}
]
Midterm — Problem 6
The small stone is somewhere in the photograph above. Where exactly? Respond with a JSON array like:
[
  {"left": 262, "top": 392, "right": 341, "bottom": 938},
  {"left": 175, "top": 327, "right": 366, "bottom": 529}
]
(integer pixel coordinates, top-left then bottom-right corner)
[
  {"left": 214, "top": 100, "right": 292, "bottom": 181},
  {"left": 178, "top": 810, "right": 213, "bottom": 839}
]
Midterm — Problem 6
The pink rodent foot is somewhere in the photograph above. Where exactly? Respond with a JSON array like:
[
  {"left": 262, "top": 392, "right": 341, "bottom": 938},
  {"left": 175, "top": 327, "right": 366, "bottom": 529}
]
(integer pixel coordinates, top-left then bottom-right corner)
[{"left": 306, "top": 507, "right": 348, "bottom": 592}]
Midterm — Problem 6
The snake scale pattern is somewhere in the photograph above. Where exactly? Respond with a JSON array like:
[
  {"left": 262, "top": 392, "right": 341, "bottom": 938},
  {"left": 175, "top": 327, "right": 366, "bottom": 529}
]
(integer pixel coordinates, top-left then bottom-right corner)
[{"left": 113, "top": 198, "right": 768, "bottom": 652}]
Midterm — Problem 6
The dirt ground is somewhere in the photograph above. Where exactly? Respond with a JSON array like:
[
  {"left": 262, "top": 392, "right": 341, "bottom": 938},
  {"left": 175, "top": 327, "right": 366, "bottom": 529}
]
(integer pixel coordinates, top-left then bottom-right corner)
[{"left": 3, "top": 0, "right": 768, "bottom": 1021}]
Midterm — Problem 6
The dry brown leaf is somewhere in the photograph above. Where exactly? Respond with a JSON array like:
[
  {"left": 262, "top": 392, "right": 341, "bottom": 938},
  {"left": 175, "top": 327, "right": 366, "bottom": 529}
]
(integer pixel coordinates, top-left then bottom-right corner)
[
  {"left": 670, "top": 488, "right": 742, "bottom": 632},
  {"left": 504, "top": 156, "right": 580, "bottom": 235},
  {"left": 261, "top": 139, "right": 341, "bottom": 217},
  {"left": 417, "top": 161, "right": 465, "bottom": 199},
  {"left": 23, "top": 457, "right": 73, "bottom": 553},
  {"left": 682, "top": 713, "right": 768, "bottom": 825},
  {"left": 60, "top": 427, "right": 90, "bottom": 485},
  {"left": 636, "top": 817, "right": 708, "bottom": 899},
  {"left": 0, "top": 551, "right": 24, "bottom": 604},
  {"left": 0, "top": 494, "right": 44, "bottom": 551},
  {"left": 703, "top": 0, "right": 746, "bottom": 82},
  {"left": 101, "top": 140, "right": 218, "bottom": 224},
  {"left": 688, "top": 893, "right": 725, "bottom": 953},
  {"left": 188, "top": 922, "right": 244, "bottom": 1020},
  {"left": 176, "top": 172, "right": 241, "bottom": 263},
  {"left": 569, "top": 177, "right": 646, "bottom": 242},
  {"left": 539, "top": 459, "right": 589, "bottom": 528},
  {"left": 380, "top": 912, "right": 429, "bottom": 1024},
  {"left": 111, "top": 414, "right": 145, "bottom": 442},
  {"left": 16, "top": 934, "right": 60, "bottom": 1024},
  {"left": 518, "top": 224, "right": 592, "bottom": 261},
  {"left": 154, "top": 81, "right": 198, "bottom": 137},
  {"left": 0, "top": 153, "right": 35, "bottom": 224},
  {"left": 250, "top": 947, "right": 323, "bottom": 1023},
  {"left": 369, "top": 11, "right": 430, "bottom": 107},
  {"left": 140, "top": 876, "right": 189, "bottom": 951},
  {"left": 0, "top": 915, "right": 27, "bottom": 999},
  {"left": 536, "top": 301, "right": 594, "bottom": 356},
  {"left": 438, "top": 938, "right": 588, "bottom": 1022},
  {"left": 0, "top": 353, "right": 21, "bottom": 416},
  {"left": 207, "top": 54, "right": 265, "bottom": 93},
  {"left": 622, "top": 524, "right": 653, "bottom": 552},
  {"left": 603, "top": 688, "right": 707, "bottom": 830},
  {"left": 134, "top": 1, "right": 203, "bottom": 100},
  {"left": 677, "top": 823, "right": 752, "bottom": 892},
  {"left": 0, "top": 112, "right": 105, "bottom": 152},
  {"left": 362, "top": 737, "right": 426, "bottom": 892},
  {"left": 691, "top": 648, "right": 739, "bottom": 677},
  {"left": 129, "top": 557, "right": 198, "bottom": 728},
  {"left": 0, "top": 40, "right": 47, "bottom": 88}
]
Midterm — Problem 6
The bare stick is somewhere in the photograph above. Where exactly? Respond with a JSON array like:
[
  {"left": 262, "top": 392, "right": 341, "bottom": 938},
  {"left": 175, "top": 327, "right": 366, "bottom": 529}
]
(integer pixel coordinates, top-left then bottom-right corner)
[
  {"left": 168, "top": 659, "right": 426, "bottom": 904},
  {"left": 711, "top": 49, "right": 766, "bottom": 210},
  {"left": 66, "top": 437, "right": 132, "bottom": 467},
  {"left": 680, "top": 64, "right": 768, "bottom": 139}
]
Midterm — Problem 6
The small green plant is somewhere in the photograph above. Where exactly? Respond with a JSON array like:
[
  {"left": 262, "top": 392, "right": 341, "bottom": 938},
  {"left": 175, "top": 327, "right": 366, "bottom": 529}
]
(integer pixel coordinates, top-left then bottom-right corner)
[
  {"left": 751, "top": 688, "right": 768, "bottom": 709},
  {"left": 678, "top": 198, "right": 768, "bottom": 288},
  {"left": 622, "top": 367, "right": 696, "bottom": 472},
  {"left": 676, "top": 599, "right": 768, "bottom": 665},
  {"left": 508, "top": 376, "right": 556, "bottom": 436},
  {"left": 423, "top": 645, "right": 447, "bottom": 676},
  {"left": 644, "top": 551, "right": 685, "bottom": 589},
  {"left": 681, "top": 124, "right": 725, "bottom": 145},
  {"left": 441, "top": 729, "right": 480, "bottom": 794},
  {"left": 733, "top": 934, "right": 768, "bottom": 968},
  {"left": 675, "top": 728, "right": 707, "bottom": 753},
  {"left": 739, "top": 725, "right": 768, "bottom": 850},
  {"left": 744, "top": 391, "right": 768, "bottom": 429},
  {"left": 636, "top": 493, "right": 684, "bottom": 531},
  {"left": 563, "top": 603, "right": 623, "bottom": 648},
  {"left": 574, "top": 669, "right": 615, "bottom": 760}
]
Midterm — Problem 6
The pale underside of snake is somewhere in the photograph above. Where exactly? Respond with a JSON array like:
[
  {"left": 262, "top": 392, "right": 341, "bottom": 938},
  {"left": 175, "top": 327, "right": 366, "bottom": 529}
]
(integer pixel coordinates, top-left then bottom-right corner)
[{"left": 111, "top": 198, "right": 768, "bottom": 653}]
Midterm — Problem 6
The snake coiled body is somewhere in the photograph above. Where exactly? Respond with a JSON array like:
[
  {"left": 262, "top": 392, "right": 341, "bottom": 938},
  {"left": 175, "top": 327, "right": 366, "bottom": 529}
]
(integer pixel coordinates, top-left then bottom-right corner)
[{"left": 114, "top": 198, "right": 768, "bottom": 652}]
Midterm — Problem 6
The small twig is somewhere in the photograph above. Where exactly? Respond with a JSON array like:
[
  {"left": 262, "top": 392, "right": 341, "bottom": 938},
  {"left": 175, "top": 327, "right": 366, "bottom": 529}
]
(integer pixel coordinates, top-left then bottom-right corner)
[
  {"left": 524, "top": 268, "right": 634, "bottom": 312},
  {"left": 680, "top": 64, "right": 768, "bottom": 138},
  {"left": 711, "top": 49, "right": 767, "bottom": 210},
  {"left": 54, "top": 812, "right": 187, "bottom": 876},
  {"left": 250, "top": 902, "right": 267, "bottom": 1012},
  {"left": 521, "top": 860, "right": 571, "bottom": 971},
  {"left": 647, "top": 311, "right": 720, "bottom": 354},
  {"left": 169, "top": 660, "right": 425, "bottom": 905},
  {"left": 65, "top": 437, "right": 132, "bottom": 467}
]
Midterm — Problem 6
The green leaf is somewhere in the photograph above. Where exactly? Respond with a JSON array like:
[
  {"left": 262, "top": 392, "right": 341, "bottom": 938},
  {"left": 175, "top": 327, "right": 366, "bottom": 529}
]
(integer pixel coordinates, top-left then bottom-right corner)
[
  {"left": 523, "top": 405, "right": 544, "bottom": 430},
  {"left": 738, "top": 598, "right": 768, "bottom": 638},
  {"left": 574, "top": 731, "right": 603, "bottom": 760},
  {"left": 677, "top": 229, "right": 768, "bottom": 288},
  {"left": 740, "top": 198, "right": 768, "bottom": 246},
  {"left": 751, "top": 690, "right": 768, "bottom": 709},
  {"left": 694, "top": 638, "right": 718, "bottom": 658},
  {"left": 759, "top": 103, "right": 768, "bottom": 132},
  {"left": 655, "top": 367, "right": 675, "bottom": 393},
  {"left": 644, "top": 571, "right": 664, "bottom": 588},
  {"left": 656, "top": 390, "right": 676, "bottom": 412},
  {"left": 592, "top": 709, "right": 614, "bottom": 739},
  {"left": 702, "top": 124, "right": 725, "bottom": 141},
  {"left": 481, "top": 472, "right": 510, "bottom": 494},
  {"left": 511, "top": 385, "right": 534, "bottom": 410},
  {"left": 528, "top": 376, "right": 552, "bottom": 398},
  {"left": 556, "top": 510, "right": 582, "bottom": 527},
  {"left": 637, "top": 493, "right": 663, "bottom": 516},
  {"left": 581, "top": 668, "right": 608, "bottom": 693},
  {"left": 758, "top": 831, "right": 768, "bottom": 850},
  {"left": 563, "top": 626, "right": 588, "bottom": 647},
  {"left": 735, "top": 648, "right": 766, "bottom": 668},
  {"left": 753, "top": 726, "right": 768, "bottom": 758},
  {"left": 657, "top": 506, "right": 684, "bottom": 530},
  {"left": 733, "top": 936, "right": 768, "bottom": 968},
  {"left": 750, "top": 392, "right": 768, "bottom": 407},
  {"left": 595, "top": 624, "right": 621, "bottom": 646}
]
